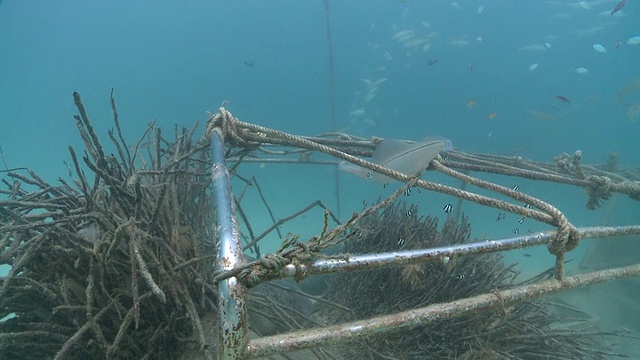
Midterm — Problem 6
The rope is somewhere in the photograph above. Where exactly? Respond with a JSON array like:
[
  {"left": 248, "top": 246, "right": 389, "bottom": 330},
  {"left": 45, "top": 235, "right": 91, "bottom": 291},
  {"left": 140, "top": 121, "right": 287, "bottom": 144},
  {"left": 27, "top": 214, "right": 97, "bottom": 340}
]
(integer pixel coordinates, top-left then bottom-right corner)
[
  {"left": 216, "top": 180, "right": 416, "bottom": 286},
  {"left": 203, "top": 108, "right": 640, "bottom": 283},
  {"left": 205, "top": 106, "right": 261, "bottom": 150},
  {"left": 584, "top": 175, "right": 613, "bottom": 210}
]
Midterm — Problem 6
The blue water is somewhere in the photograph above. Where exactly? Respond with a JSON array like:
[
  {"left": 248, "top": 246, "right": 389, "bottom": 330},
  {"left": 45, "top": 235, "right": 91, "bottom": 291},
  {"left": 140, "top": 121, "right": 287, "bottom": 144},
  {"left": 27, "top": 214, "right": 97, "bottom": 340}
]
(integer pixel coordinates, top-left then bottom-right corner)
[{"left": 1, "top": 0, "right": 639, "bottom": 354}]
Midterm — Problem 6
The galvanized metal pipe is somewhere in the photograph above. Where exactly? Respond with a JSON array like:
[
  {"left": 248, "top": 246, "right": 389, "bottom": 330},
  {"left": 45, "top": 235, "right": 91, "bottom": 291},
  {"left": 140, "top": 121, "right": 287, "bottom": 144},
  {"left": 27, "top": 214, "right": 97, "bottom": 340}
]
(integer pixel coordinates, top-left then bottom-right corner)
[
  {"left": 279, "top": 225, "right": 640, "bottom": 278},
  {"left": 246, "top": 262, "right": 640, "bottom": 357},
  {"left": 211, "top": 128, "right": 248, "bottom": 359}
]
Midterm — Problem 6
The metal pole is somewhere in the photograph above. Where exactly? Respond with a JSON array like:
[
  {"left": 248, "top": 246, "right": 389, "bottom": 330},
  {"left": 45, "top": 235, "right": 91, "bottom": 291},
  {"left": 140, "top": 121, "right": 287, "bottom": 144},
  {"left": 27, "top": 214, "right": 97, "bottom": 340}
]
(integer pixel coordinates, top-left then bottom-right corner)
[
  {"left": 277, "top": 225, "right": 640, "bottom": 278},
  {"left": 211, "top": 128, "right": 248, "bottom": 359},
  {"left": 246, "top": 262, "right": 640, "bottom": 357}
]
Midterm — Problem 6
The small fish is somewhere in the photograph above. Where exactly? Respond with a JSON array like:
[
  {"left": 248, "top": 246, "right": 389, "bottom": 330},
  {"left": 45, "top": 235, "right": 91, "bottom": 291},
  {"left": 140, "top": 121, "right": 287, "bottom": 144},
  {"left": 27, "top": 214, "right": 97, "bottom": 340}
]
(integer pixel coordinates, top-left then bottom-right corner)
[
  {"left": 574, "top": 67, "right": 589, "bottom": 74},
  {"left": 518, "top": 216, "right": 525, "bottom": 224},
  {"left": 592, "top": 44, "right": 607, "bottom": 53},
  {"left": 555, "top": 95, "right": 571, "bottom": 103},
  {"left": 525, "top": 108, "right": 556, "bottom": 121},
  {"left": 452, "top": 274, "right": 465, "bottom": 280},
  {"left": 406, "top": 209, "right": 413, "bottom": 216},
  {"left": 243, "top": 60, "right": 256, "bottom": 68},
  {"left": 468, "top": 63, "right": 474, "bottom": 74},
  {"left": 443, "top": 203, "right": 453, "bottom": 213},
  {"left": 404, "top": 188, "right": 412, "bottom": 196},
  {"left": 383, "top": 182, "right": 389, "bottom": 188},
  {"left": 369, "top": 78, "right": 388, "bottom": 87},
  {"left": 397, "top": 238, "right": 406, "bottom": 246},
  {"left": 487, "top": 112, "right": 499, "bottom": 119},
  {"left": 611, "top": 0, "right": 627, "bottom": 15},
  {"left": 362, "top": 199, "right": 367, "bottom": 206},
  {"left": 511, "top": 185, "right": 520, "bottom": 192},
  {"left": 466, "top": 223, "right": 471, "bottom": 229},
  {"left": 393, "top": 30, "right": 414, "bottom": 41},
  {"left": 627, "top": 36, "right": 640, "bottom": 46},
  {"left": 528, "top": 63, "right": 539, "bottom": 71},
  {"left": 614, "top": 41, "right": 623, "bottom": 49},
  {"left": 523, "top": 253, "right": 532, "bottom": 257},
  {"left": 466, "top": 100, "right": 478, "bottom": 107},
  {"left": 519, "top": 44, "right": 547, "bottom": 52},
  {"left": 513, "top": 228, "right": 520, "bottom": 234},
  {"left": 524, "top": 203, "right": 534, "bottom": 209},
  {"left": 428, "top": 58, "right": 439, "bottom": 65},
  {"left": 496, "top": 212, "right": 506, "bottom": 221}
]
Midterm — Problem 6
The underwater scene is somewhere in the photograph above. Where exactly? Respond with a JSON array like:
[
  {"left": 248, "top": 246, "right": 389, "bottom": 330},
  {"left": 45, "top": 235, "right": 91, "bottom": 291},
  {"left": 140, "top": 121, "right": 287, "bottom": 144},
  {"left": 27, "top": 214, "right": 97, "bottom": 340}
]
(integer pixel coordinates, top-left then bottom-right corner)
[{"left": 1, "top": 0, "right": 640, "bottom": 359}]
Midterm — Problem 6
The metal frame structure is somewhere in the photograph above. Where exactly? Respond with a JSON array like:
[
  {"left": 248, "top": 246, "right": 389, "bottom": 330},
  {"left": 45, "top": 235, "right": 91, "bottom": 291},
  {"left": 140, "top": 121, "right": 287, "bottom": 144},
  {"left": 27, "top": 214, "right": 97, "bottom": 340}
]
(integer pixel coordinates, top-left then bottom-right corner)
[
  {"left": 210, "top": 129, "right": 640, "bottom": 359},
  {"left": 211, "top": 128, "right": 248, "bottom": 359}
]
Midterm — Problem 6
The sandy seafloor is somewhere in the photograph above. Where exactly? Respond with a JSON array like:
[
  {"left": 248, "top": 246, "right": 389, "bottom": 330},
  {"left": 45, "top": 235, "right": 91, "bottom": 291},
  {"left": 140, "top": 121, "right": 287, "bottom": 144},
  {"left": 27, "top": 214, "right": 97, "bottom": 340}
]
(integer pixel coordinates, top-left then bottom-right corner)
[{"left": 1, "top": 0, "right": 640, "bottom": 357}]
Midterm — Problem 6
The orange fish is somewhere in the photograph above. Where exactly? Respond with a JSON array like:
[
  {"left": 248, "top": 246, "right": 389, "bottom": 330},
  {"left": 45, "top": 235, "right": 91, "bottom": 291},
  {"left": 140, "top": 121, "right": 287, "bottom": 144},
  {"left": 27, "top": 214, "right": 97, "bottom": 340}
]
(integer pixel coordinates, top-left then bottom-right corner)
[
  {"left": 466, "top": 100, "right": 478, "bottom": 107},
  {"left": 487, "top": 112, "right": 499, "bottom": 119}
]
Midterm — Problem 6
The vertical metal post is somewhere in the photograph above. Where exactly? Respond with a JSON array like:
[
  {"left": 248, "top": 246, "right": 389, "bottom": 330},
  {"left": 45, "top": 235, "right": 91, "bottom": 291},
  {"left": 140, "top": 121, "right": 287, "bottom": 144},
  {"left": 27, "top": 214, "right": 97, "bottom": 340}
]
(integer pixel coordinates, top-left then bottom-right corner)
[{"left": 211, "top": 128, "right": 248, "bottom": 359}]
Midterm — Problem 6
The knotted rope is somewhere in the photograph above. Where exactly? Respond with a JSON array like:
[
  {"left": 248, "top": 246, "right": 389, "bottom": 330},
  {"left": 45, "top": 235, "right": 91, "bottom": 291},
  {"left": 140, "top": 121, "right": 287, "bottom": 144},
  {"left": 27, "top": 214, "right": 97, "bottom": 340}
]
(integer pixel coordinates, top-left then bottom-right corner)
[
  {"left": 584, "top": 175, "right": 613, "bottom": 210},
  {"left": 204, "top": 107, "right": 640, "bottom": 282}
]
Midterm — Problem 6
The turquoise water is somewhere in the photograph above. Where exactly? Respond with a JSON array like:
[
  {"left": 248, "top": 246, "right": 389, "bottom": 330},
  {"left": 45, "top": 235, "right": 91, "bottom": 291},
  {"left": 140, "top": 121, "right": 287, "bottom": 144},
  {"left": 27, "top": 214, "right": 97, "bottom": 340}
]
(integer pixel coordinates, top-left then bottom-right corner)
[{"left": 1, "top": 0, "right": 639, "bottom": 355}]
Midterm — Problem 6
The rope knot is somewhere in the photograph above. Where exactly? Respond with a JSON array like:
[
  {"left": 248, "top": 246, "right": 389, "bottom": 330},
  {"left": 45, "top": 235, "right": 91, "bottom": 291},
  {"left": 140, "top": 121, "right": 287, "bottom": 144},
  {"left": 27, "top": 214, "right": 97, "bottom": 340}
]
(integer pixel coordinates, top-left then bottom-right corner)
[
  {"left": 548, "top": 218, "right": 581, "bottom": 256},
  {"left": 205, "top": 107, "right": 261, "bottom": 150},
  {"left": 545, "top": 204, "right": 581, "bottom": 281},
  {"left": 238, "top": 253, "right": 290, "bottom": 287},
  {"left": 260, "top": 253, "right": 289, "bottom": 271},
  {"left": 584, "top": 175, "right": 612, "bottom": 210},
  {"left": 619, "top": 180, "right": 640, "bottom": 202},
  {"left": 547, "top": 221, "right": 581, "bottom": 280}
]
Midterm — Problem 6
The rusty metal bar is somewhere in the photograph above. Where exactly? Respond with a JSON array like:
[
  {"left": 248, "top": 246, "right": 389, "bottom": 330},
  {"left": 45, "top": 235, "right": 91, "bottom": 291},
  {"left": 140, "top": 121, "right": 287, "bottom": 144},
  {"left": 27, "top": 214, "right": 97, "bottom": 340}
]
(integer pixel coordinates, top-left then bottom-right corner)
[
  {"left": 278, "top": 225, "right": 640, "bottom": 278},
  {"left": 246, "top": 262, "right": 640, "bottom": 357},
  {"left": 211, "top": 128, "right": 248, "bottom": 359}
]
